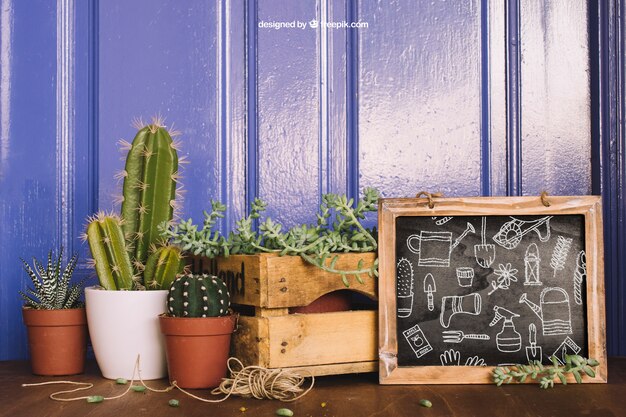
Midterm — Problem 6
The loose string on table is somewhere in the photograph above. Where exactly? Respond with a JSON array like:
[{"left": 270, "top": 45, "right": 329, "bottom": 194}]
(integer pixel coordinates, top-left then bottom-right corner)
[{"left": 22, "top": 356, "right": 314, "bottom": 404}]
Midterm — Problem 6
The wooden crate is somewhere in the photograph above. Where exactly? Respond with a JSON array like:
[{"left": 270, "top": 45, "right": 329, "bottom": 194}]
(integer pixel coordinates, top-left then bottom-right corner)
[{"left": 191, "top": 252, "right": 378, "bottom": 376}]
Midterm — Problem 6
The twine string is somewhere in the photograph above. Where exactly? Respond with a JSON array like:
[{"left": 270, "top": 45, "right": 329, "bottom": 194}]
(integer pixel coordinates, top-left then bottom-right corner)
[
  {"left": 22, "top": 356, "right": 313, "bottom": 404},
  {"left": 415, "top": 191, "right": 443, "bottom": 209}
]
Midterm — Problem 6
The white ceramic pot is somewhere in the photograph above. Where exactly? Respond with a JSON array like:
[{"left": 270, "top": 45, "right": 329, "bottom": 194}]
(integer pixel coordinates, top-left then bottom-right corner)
[{"left": 85, "top": 286, "right": 168, "bottom": 380}]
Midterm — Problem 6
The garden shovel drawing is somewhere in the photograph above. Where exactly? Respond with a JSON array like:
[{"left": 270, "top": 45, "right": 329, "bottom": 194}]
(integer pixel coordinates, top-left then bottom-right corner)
[
  {"left": 525, "top": 323, "right": 542, "bottom": 363},
  {"left": 474, "top": 217, "right": 495, "bottom": 268},
  {"left": 423, "top": 273, "right": 436, "bottom": 311}
]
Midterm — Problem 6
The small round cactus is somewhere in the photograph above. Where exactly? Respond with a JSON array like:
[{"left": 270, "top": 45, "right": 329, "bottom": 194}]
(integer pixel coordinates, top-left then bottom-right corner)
[{"left": 167, "top": 274, "right": 230, "bottom": 318}]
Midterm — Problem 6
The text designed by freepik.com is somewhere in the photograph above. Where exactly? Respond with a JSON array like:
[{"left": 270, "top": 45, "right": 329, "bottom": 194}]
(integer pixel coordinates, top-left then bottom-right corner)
[{"left": 257, "top": 19, "right": 368, "bottom": 30}]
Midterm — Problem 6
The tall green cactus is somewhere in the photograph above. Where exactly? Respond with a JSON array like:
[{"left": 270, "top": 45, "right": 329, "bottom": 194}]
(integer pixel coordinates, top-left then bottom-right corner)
[
  {"left": 86, "top": 213, "right": 134, "bottom": 290},
  {"left": 121, "top": 120, "right": 179, "bottom": 270},
  {"left": 166, "top": 274, "right": 230, "bottom": 317},
  {"left": 144, "top": 245, "right": 185, "bottom": 290}
]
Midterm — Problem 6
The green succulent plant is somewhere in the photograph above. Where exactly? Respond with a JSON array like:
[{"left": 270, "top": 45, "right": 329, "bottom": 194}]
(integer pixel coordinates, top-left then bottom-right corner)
[
  {"left": 19, "top": 248, "right": 85, "bottom": 310},
  {"left": 160, "top": 188, "right": 380, "bottom": 286},
  {"left": 493, "top": 354, "right": 600, "bottom": 389}
]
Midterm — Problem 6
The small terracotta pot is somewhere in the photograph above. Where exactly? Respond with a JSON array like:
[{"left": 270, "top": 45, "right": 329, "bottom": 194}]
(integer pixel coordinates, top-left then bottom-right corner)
[
  {"left": 159, "top": 314, "right": 236, "bottom": 389},
  {"left": 22, "top": 307, "right": 87, "bottom": 376},
  {"left": 289, "top": 290, "right": 352, "bottom": 314}
]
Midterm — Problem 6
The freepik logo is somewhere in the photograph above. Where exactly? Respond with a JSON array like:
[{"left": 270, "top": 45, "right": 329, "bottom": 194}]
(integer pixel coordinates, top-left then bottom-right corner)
[{"left": 257, "top": 19, "right": 368, "bottom": 30}]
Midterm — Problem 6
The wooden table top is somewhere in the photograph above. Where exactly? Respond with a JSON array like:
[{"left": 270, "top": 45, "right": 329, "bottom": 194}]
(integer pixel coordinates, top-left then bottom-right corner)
[{"left": 1, "top": 358, "right": 625, "bottom": 417}]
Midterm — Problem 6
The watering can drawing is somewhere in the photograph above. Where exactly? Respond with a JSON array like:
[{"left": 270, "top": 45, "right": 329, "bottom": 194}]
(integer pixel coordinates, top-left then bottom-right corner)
[
  {"left": 519, "top": 287, "right": 572, "bottom": 336},
  {"left": 407, "top": 222, "right": 475, "bottom": 267}
]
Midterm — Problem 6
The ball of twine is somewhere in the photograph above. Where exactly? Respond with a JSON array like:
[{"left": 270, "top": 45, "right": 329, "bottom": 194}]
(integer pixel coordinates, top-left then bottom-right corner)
[{"left": 207, "top": 357, "right": 314, "bottom": 402}]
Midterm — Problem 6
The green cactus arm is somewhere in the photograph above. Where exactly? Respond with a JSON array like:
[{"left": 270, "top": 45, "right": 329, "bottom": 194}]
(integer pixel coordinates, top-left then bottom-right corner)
[
  {"left": 120, "top": 127, "right": 150, "bottom": 245},
  {"left": 121, "top": 124, "right": 178, "bottom": 268},
  {"left": 144, "top": 246, "right": 184, "bottom": 290},
  {"left": 87, "top": 221, "right": 117, "bottom": 290},
  {"left": 87, "top": 215, "right": 134, "bottom": 290},
  {"left": 136, "top": 127, "right": 178, "bottom": 263}
]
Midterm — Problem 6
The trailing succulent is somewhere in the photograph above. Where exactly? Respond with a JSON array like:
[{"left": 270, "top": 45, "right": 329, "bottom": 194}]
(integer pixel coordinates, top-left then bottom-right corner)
[
  {"left": 166, "top": 274, "right": 230, "bottom": 318},
  {"left": 84, "top": 117, "right": 186, "bottom": 290},
  {"left": 160, "top": 187, "right": 380, "bottom": 286},
  {"left": 493, "top": 354, "right": 600, "bottom": 389},
  {"left": 20, "top": 248, "right": 85, "bottom": 310}
]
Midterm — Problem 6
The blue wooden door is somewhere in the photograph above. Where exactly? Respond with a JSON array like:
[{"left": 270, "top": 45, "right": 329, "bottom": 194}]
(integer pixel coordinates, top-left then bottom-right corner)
[{"left": 1, "top": 0, "right": 624, "bottom": 360}]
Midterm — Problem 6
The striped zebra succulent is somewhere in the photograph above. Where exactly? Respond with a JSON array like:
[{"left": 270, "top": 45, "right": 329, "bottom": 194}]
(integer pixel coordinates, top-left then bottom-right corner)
[
  {"left": 166, "top": 274, "right": 230, "bottom": 318},
  {"left": 19, "top": 248, "right": 85, "bottom": 310}
]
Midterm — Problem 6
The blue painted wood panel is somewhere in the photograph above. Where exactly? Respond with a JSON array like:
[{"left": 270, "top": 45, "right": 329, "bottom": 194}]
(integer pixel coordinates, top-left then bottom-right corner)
[
  {"left": 256, "top": 0, "right": 322, "bottom": 227},
  {"left": 0, "top": 0, "right": 60, "bottom": 360},
  {"left": 98, "top": 1, "right": 222, "bottom": 225},
  {"left": 1, "top": 0, "right": 625, "bottom": 360},
  {"left": 519, "top": 0, "right": 591, "bottom": 196},
  {"left": 358, "top": 0, "right": 484, "bottom": 197}
]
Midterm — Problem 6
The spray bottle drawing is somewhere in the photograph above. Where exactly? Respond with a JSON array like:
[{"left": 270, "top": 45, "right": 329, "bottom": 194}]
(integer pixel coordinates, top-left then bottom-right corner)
[{"left": 489, "top": 306, "right": 522, "bottom": 353}]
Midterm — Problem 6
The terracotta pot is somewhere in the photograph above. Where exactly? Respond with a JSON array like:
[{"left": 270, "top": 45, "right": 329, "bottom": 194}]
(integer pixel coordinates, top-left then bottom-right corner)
[
  {"left": 289, "top": 290, "right": 352, "bottom": 314},
  {"left": 22, "top": 307, "right": 87, "bottom": 376},
  {"left": 85, "top": 287, "right": 168, "bottom": 380},
  {"left": 159, "top": 314, "right": 236, "bottom": 389}
]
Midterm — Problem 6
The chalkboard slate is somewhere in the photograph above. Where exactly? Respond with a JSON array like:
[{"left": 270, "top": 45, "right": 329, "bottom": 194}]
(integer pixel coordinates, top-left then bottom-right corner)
[
  {"left": 378, "top": 196, "right": 607, "bottom": 384},
  {"left": 394, "top": 214, "right": 588, "bottom": 367}
]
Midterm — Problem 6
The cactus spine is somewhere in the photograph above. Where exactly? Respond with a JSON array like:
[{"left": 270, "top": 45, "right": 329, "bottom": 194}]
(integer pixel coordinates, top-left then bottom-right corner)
[
  {"left": 166, "top": 274, "right": 230, "bottom": 318},
  {"left": 121, "top": 121, "right": 179, "bottom": 271},
  {"left": 144, "top": 245, "right": 185, "bottom": 290},
  {"left": 86, "top": 213, "right": 134, "bottom": 290}
]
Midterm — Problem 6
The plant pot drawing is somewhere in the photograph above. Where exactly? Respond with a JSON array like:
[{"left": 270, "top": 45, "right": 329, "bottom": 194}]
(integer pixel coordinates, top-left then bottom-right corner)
[
  {"left": 22, "top": 307, "right": 87, "bottom": 376},
  {"left": 85, "top": 287, "right": 168, "bottom": 380},
  {"left": 456, "top": 267, "right": 474, "bottom": 287},
  {"left": 406, "top": 222, "right": 475, "bottom": 267},
  {"left": 160, "top": 314, "right": 236, "bottom": 389}
]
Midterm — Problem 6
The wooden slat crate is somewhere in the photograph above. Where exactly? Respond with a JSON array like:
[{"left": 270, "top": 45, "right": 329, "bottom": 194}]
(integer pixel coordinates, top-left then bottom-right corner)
[{"left": 191, "top": 252, "right": 378, "bottom": 376}]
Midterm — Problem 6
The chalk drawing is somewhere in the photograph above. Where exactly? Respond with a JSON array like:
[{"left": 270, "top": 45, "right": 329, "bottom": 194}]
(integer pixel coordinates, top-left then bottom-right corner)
[
  {"left": 396, "top": 258, "right": 414, "bottom": 318},
  {"left": 403, "top": 324, "right": 433, "bottom": 359},
  {"left": 493, "top": 216, "right": 552, "bottom": 250},
  {"left": 407, "top": 222, "right": 475, "bottom": 268},
  {"left": 520, "top": 287, "right": 572, "bottom": 336}
]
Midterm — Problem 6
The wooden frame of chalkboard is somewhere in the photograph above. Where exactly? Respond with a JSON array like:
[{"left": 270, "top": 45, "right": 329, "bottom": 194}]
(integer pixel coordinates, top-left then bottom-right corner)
[{"left": 378, "top": 195, "right": 607, "bottom": 384}]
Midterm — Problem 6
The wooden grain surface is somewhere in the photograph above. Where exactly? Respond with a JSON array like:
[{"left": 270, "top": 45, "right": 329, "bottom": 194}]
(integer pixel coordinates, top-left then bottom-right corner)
[
  {"left": 192, "top": 253, "right": 378, "bottom": 308},
  {"left": 2, "top": 358, "right": 625, "bottom": 417},
  {"left": 231, "top": 311, "right": 378, "bottom": 374}
]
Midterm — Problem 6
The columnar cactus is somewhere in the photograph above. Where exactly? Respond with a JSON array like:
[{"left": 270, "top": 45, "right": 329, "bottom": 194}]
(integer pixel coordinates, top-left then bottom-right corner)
[
  {"left": 120, "top": 119, "right": 179, "bottom": 271},
  {"left": 167, "top": 274, "right": 230, "bottom": 318},
  {"left": 85, "top": 213, "right": 134, "bottom": 290},
  {"left": 144, "top": 245, "right": 185, "bottom": 290}
]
